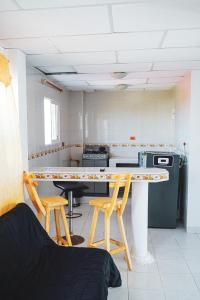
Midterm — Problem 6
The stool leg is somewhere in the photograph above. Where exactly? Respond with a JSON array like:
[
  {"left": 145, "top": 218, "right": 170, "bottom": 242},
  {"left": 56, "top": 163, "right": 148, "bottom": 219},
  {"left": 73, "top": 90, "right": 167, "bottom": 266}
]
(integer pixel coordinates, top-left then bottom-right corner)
[
  {"left": 88, "top": 207, "right": 99, "bottom": 247},
  {"left": 104, "top": 213, "right": 110, "bottom": 252},
  {"left": 60, "top": 206, "right": 72, "bottom": 246},
  {"left": 45, "top": 207, "right": 50, "bottom": 235},
  {"left": 54, "top": 208, "right": 62, "bottom": 245},
  {"left": 68, "top": 191, "right": 73, "bottom": 234},
  {"left": 117, "top": 213, "right": 132, "bottom": 271},
  {"left": 37, "top": 210, "right": 43, "bottom": 223}
]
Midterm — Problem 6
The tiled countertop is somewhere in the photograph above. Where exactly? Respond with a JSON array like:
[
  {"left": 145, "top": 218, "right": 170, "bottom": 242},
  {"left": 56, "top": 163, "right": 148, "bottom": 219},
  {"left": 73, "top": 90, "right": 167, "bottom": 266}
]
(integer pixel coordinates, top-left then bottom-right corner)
[{"left": 31, "top": 167, "right": 169, "bottom": 183}]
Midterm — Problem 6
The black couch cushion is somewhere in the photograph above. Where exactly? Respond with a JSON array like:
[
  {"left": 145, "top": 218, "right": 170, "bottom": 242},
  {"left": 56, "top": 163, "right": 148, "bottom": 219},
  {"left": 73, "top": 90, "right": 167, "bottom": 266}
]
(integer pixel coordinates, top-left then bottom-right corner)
[{"left": 0, "top": 203, "right": 121, "bottom": 300}]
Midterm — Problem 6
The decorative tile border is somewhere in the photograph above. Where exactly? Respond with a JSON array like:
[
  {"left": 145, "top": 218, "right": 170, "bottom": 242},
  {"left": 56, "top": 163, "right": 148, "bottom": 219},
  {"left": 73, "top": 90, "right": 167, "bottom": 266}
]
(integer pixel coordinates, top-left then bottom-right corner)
[
  {"left": 28, "top": 144, "right": 72, "bottom": 160},
  {"left": 34, "top": 172, "right": 168, "bottom": 183},
  {"left": 29, "top": 142, "right": 175, "bottom": 160},
  {"left": 84, "top": 143, "right": 175, "bottom": 148}
]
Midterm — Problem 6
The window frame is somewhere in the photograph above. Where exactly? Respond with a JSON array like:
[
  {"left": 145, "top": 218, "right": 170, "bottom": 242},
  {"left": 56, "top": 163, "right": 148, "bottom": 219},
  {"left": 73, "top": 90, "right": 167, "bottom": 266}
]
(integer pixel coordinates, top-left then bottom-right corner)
[{"left": 44, "top": 97, "right": 60, "bottom": 146}]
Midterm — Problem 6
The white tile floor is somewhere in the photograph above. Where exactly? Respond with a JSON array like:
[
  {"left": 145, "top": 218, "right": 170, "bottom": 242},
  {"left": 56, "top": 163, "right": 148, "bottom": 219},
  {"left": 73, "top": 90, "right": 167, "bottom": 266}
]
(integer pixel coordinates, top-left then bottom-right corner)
[{"left": 50, "top": 202, "right": 200, "bottom": 300}]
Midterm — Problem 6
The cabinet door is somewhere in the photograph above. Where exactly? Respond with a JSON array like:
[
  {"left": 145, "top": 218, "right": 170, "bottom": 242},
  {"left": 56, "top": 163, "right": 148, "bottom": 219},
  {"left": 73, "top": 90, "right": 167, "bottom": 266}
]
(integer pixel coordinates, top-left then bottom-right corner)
[
  {"left": 95, "top": 159, "right": 108, "bottom": 168},
  {"left": 82, "top": 159, "right": 95, "bottom": 193},
  {"left": 82, "top": 159, "right": 94, "bottom": 167},
  {"left": 94, "top": 159, "right": 108, "bottom": 194}
]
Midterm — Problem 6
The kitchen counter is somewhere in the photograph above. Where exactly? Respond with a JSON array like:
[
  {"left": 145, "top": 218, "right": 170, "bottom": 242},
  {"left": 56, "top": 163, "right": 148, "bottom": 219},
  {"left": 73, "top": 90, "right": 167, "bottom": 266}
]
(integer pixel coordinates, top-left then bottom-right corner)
[
  {"left": 32, "top": 166, "right": 168, "bottom": 183},
  {"left": 31, "top": 166, "right": 168, "bottom": 265}
]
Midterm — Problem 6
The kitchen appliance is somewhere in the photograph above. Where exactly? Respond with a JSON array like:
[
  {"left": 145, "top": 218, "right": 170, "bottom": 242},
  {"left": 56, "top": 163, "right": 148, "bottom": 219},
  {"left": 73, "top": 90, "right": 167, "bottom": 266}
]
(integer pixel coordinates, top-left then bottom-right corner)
[
  {"left": 82, "top": 145, "right": 109, "bottom": 196},
  {"left": 138, "top": 151, "right": 180, "bottom": 229},
  {"left": 109, "top": 157, "right": 138, "bottom": 168}
]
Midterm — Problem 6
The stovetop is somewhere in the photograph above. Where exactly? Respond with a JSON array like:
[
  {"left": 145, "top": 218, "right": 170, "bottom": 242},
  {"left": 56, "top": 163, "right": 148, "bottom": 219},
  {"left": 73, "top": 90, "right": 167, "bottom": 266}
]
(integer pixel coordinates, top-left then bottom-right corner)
[
  {"left": 82, "top": 153, "right": 109, "bottom": 160},
  {"left": 83, "top": 145, "right": 109, "bottom": 159}
]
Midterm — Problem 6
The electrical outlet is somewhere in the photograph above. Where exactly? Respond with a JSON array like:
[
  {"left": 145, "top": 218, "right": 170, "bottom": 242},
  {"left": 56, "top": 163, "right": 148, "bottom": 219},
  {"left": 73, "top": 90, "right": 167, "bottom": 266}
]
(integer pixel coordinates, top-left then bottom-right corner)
[{"left": 130, "top": 136, "right": 136, "bottom": 141}]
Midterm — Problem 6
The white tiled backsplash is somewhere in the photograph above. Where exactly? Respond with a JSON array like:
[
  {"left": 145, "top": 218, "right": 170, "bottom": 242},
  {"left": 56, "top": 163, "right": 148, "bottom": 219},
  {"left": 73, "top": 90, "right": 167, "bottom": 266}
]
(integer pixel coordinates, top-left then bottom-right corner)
[{"left": 83, "top": 90, "right": 175, "bottom": 146}]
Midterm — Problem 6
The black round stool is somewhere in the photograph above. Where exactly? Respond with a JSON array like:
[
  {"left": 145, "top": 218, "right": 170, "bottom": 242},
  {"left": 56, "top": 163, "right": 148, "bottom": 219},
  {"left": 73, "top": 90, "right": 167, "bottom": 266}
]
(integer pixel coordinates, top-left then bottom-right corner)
[{"left": 53, "top": 181, "right": 88, "bottom": 245}]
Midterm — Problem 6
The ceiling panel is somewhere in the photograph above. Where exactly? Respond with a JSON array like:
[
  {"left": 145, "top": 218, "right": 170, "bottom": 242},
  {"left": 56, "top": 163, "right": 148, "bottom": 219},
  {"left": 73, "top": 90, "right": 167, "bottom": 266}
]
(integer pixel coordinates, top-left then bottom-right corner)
[
  {"left": 78, "top": 74, "right": 114, "bottom": 80},
  {"left": 0, "top": 6, "right": 110, "bottom": 39},
  {"left": 148, "top": 77, "right": 181, "bottom": 84},
  {"left": 16, "top": 0, "right": 136, "bottom": 9},
  {"left": 87, "top": 79, "right": 146, "bottom": 85},
  {"left": 127, "top": 70, "right": 186, "bottom": 79},
  {"left": 48, "top": 71, "right": 185, "bottom": 83},
  {"left": 0, "top": 38, "right": 58, "bottom": 54},
  {"left": 132, "top": 83, "right": 175, "bottom": 89},
  {"left": 127, "top": 87, "right": 145, "bottom": 91},
  {"left": 50, "top": 31, "right": 164, "bottom": 53},
  {"left": 59, "top": 80, "right": 88, "bottom": 86},
  {"left": 87, "top": 85, "right": 116, "bottom": 90},
  {"left": 74, "top": 71, "right": 185, "bottom": 80},
  {"left": 65, "top": 86, "right": 88, "bottom": 91},
  {"left": 48, "top": 74, "right": 80, "bottom": 81},
  {"left": 153, "top": 61, "right": 200, "bottom": 71},
  {"left": 74, "top": 63, "right": 152, "bottom": 73},
  {"left": 145, "top": 86, "right": 173, "bottom": 91},
  {"left": 0, "top": 0, "right": 19, "bottom": 11},
  {"left": 28, "top": 52, "right": 116, "bottom": 66},
  {"left": 163, "top": 29, "right": 200, "bottom": 48},
  {"left": 39, "top": 65, "right": 76, "bottom": 73},
  {"left": 118, "top": 48, "right": 200, "bottom": 63},
  {"left": 112, "top": 2, "right": 200, "bottom": 32}
]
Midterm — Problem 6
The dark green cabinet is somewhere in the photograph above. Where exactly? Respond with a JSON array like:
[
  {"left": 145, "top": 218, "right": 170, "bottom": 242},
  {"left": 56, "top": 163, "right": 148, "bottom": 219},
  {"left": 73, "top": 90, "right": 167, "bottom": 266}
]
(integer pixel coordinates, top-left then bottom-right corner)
[{"left": 82, "top": 159, "right": 108, "bottom": 196}]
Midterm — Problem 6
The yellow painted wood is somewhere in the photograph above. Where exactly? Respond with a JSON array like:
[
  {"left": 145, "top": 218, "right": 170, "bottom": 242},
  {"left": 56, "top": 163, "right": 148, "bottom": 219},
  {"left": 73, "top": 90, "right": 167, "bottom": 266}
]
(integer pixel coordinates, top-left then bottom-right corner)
[
  {"left": 87, "top": 173, "right": 133, "bottom": 270},
  {"left": 0, "top": 53, "right": 12, "bottom": 86},
  {"left": 24, "top": 172, "right": 46, "bottom": 217},
  {"left": 87, "top": 207, "right": 99, "bottom": 247},
  {"left": 0, "top": 55, "right": 23, "bottom": 216},
  {"left": 117, "top": 213, "right": 133, "bottom": 271},
  {"left": 24, "top": 171, "right": 72, "bottom": 247},
  {"left": 110, "top": 247, "right": 125, "bottom": 255},
  {"left": 92, "top": 239, "right": 105, "bottom": 247},
  {"left": 41, "top": 196, "right": 68, "bottom": 207},
  {"left": 54, "top": 208, "right": 62, "bottom": 245},
  {"left": 37, "top": 210, "right": 43, "bottom": 223},
  {"left": 45, "top": 207, "right": 50, "bottom": 234},
  {"left": 104, "top": 213, "right": 110, "bottom": 252},
  {"left": 60, "top": 206, "right": 72, "bottom": 246}
]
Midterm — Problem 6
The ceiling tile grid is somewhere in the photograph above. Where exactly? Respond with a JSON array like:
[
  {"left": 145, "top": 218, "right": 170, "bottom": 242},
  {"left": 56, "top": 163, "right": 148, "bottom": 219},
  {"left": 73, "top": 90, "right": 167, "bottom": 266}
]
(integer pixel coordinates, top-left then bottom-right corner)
[{"left": 1, "top": 0, "right": 200, "bottom": 90}]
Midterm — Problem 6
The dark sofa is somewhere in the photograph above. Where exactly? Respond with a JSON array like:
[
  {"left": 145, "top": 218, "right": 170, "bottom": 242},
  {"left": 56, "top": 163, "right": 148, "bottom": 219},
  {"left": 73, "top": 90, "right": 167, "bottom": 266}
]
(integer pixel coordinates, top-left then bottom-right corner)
[{"left": 0, "top": 203, "right": 121, "bottom": 300}]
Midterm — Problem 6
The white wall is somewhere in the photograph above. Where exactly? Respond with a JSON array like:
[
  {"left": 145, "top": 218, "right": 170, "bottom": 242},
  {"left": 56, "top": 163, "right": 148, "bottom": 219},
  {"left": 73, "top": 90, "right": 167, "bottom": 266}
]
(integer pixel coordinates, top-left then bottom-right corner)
[
  {"left": 83, "top": 90, "right": 175, "bottom": 157},
  {"left": 175, "top": 74, "right": 191, "bottom": 227},
  {"left": 175, "top": 73, "right": 191, "bottom": 155},
  {"left": 27, "top": 68, "right": 71, "bottom": 195},
  {"left": 68, "top": 91, "right": 84, "bottom": 165},
  {"left": 175, "top": 71, "right": 200, "bottom": 232},
  {"left": 186, "top": 70, "right": 200, "bottom": 232},
  {"left": 6, "top": 49, "right": 28, "bottom": 170}
]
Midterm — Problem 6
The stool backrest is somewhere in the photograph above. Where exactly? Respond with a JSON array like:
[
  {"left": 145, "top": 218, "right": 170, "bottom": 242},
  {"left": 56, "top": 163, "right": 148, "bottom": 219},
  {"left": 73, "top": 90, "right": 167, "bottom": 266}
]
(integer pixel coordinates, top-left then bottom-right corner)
[
  {"left": 109, "top": 173, "right": 132, "bottom": 216},
  {"left": 23, "top": 171, "right": 46, "bottom": 217}
]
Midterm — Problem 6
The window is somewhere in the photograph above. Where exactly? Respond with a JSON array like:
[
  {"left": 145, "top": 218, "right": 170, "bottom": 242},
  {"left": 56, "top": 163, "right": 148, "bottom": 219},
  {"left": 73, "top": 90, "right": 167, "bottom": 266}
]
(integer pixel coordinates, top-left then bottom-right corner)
[{"left": 44, "top": 97, "right": 60, "bottom": 145}]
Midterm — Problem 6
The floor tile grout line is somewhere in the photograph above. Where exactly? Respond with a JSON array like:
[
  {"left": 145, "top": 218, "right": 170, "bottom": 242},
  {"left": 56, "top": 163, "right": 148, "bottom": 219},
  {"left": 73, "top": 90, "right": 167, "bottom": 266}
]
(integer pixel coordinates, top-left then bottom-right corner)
[
  {"left": 150, "top": 237, "right": 167, "bottom": 300},
  {"left": 181, "top": 248, "right": 200, "bottom": 294},
  {"left": 79, "top": 204, "right": 91, "bottom": 237}
]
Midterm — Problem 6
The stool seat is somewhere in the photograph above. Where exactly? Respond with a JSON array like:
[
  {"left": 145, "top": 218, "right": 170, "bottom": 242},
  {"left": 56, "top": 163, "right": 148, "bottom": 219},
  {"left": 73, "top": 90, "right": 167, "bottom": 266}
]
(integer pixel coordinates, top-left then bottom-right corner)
[
  {"left": 89, "top": 198, "right": 122, "bottom": 210},
  {"left": 41, "top": 196, "right": 68, "bottom": 208},
  {"left": 53, "top": 181, "right": 88, "bottom": 195},
  {"left": 53, "top": 181, "right": 88, "bottom": 245}
]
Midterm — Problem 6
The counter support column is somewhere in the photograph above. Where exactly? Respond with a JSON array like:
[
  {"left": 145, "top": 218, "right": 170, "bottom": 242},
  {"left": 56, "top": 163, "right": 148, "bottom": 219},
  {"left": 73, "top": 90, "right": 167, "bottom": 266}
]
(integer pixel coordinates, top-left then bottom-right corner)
[{"left": 131, "top": 182, "right": 154, "bottom": 264}]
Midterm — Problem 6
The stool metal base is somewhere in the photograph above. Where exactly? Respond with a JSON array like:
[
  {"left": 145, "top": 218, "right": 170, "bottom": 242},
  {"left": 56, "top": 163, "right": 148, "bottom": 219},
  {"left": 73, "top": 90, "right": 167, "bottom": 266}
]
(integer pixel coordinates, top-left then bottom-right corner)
[
  {"left": 66, "top": 212, "right": 82, "bottom": 219},
  {"left": 62, "top": 234, "right": 85, "bottom": 246}
]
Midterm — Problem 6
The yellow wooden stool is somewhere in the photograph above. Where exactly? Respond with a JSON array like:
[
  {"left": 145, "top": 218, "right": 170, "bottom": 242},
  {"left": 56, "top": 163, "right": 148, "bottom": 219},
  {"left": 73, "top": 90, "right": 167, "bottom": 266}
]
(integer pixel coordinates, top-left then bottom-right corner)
[
  {"left": 23, "top": 171, "right": 72, "bottom": 246},
  {"left": 87, "top": 173, "right": 132, "bottom": 270}
]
